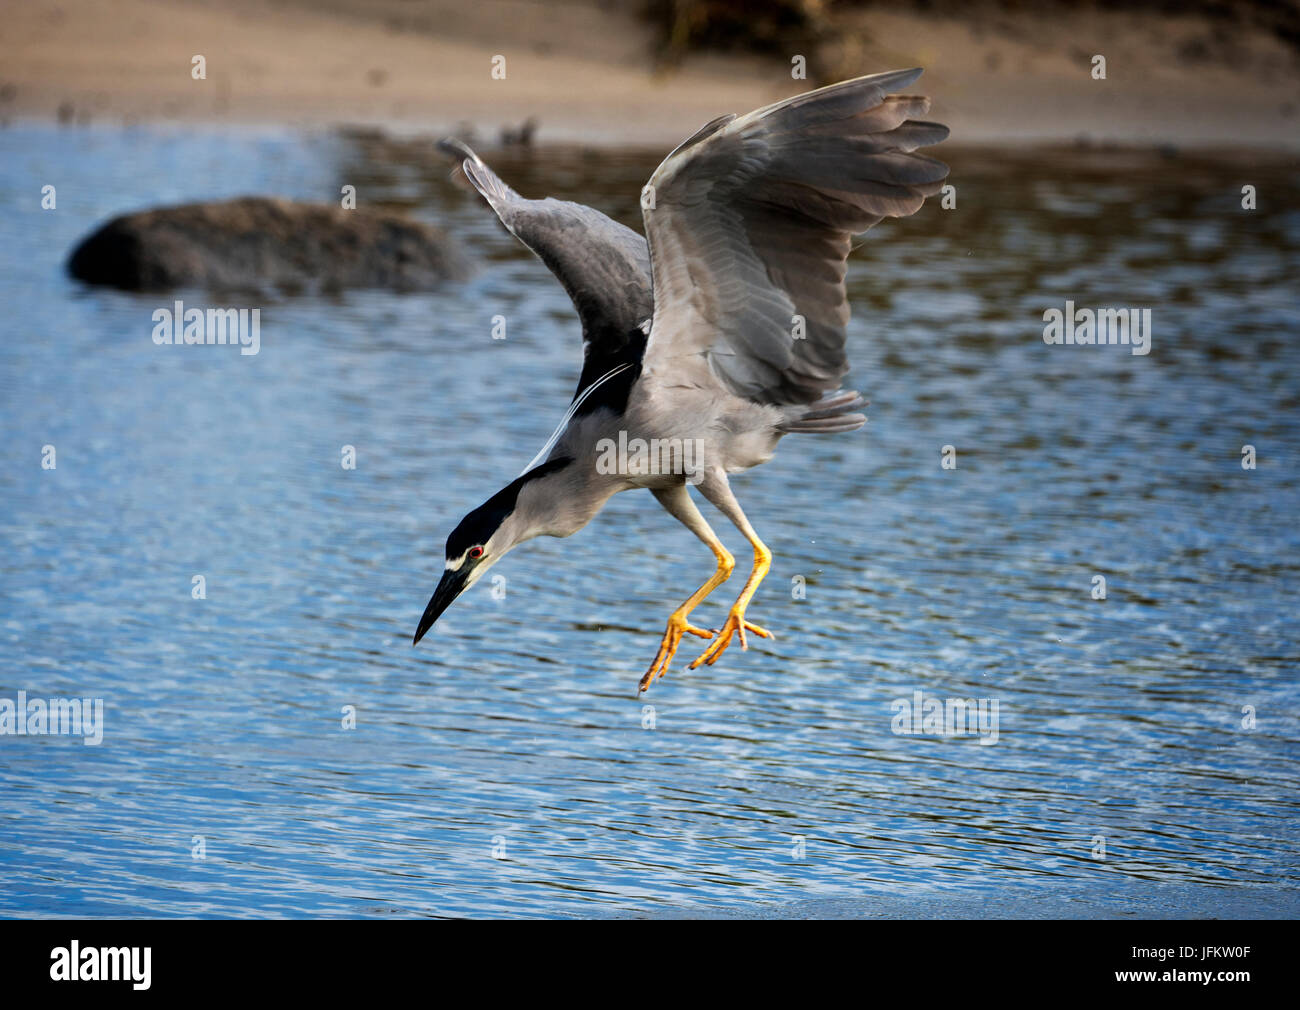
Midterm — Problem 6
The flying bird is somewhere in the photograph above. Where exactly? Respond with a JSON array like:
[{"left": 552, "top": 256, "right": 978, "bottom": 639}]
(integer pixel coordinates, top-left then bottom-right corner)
[{"left": 416, "top": 69, "right": 949, "bottom": 692}]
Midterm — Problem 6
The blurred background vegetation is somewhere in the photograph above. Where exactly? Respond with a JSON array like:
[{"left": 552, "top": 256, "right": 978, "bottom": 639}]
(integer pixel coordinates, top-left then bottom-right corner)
[{"left": 647, "top": 0, "right": 1300, "bottom": 81}]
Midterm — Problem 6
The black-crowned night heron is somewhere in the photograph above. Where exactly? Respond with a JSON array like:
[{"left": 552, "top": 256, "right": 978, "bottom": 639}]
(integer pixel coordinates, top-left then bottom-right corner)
[{"left": 415, "top": 68, "right": 948, "bottom": 692}]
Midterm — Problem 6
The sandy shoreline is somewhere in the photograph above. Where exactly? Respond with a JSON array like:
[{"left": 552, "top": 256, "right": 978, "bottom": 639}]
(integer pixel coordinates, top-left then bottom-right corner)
[{"left": 3, "top": 0, "right": 1298, "bottom": 147}]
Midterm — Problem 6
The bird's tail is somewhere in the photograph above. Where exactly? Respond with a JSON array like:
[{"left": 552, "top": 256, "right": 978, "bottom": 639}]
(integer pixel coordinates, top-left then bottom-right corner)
[{"left": 777, "top": 389, "right": 868, "bottom": 434}]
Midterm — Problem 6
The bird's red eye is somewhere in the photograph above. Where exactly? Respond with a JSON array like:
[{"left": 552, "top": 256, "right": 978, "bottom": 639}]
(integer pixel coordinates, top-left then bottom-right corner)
[{"left": 468, "top": 546, "right": 484, "bottom": 560}]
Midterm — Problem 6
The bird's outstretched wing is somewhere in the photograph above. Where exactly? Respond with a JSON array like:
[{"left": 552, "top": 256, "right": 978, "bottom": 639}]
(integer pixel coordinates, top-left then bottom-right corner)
[
  {"left": 438, "top": 139, "right": 654, "bottom": 384},
  {"left": 639, "top": 68, "right": 949, "bottom": 406}
]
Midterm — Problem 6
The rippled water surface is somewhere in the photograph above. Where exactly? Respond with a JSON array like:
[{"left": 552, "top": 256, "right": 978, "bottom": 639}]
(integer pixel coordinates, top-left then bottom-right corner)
[{"left": 1, "top": 126, "right": 1297, "bottom": 917}]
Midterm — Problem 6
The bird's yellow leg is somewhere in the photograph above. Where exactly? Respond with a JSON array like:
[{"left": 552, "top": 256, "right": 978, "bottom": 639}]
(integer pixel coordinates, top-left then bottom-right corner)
[
  {"left": 689, "top": 533, "right": 774, "bottom": 669},
  {"left": 639, "top": 543, "right": 734, "bottom": 693}
]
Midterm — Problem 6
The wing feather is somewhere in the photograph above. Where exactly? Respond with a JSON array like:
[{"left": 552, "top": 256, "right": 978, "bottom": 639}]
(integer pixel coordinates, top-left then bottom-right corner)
[
  {"left": 438, "top": 139, "right": 653, "bottom": 361},
  {"left": 639, "top": 69, "right": 949, "bottom": 406}
]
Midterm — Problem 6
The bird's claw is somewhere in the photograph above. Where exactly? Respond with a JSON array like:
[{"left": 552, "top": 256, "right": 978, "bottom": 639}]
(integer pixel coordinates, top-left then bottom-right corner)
[
  {"left": 688, "top": 611, "right": 773, "bottom": 669},
  {"left": 639, "top": 615, "right": 717, "bottom": 693}
]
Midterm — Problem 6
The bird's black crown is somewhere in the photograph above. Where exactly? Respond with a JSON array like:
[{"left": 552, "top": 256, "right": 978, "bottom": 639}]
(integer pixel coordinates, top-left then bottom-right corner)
[{"left": 444, "top": 456, "right": 571, "bottom": 559}]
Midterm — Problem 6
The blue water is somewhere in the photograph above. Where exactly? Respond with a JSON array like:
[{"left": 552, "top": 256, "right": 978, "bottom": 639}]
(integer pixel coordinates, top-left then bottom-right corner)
[{"left": 0, "top": 126, "right": 1297, "bottom": 917}]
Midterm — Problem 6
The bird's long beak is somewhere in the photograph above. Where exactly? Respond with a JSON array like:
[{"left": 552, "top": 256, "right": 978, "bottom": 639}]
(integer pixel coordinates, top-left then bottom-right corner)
[{"left": 413, "top": 567, "right": 470, "bottom": 645}]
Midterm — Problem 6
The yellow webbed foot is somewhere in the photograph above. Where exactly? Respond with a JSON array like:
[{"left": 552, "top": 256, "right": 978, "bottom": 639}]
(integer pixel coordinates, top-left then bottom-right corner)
[
  {"left": 688, "top": 609, "right": 774, "bottom": 669},
  {"left": 639, "top": 614, "right": 717, "bottom": 693}
]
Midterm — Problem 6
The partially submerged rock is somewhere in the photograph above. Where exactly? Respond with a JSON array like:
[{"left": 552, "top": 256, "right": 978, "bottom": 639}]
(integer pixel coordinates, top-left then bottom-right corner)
[{"left": 67, "top": 196, "right": 465, "bottom": 293}]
